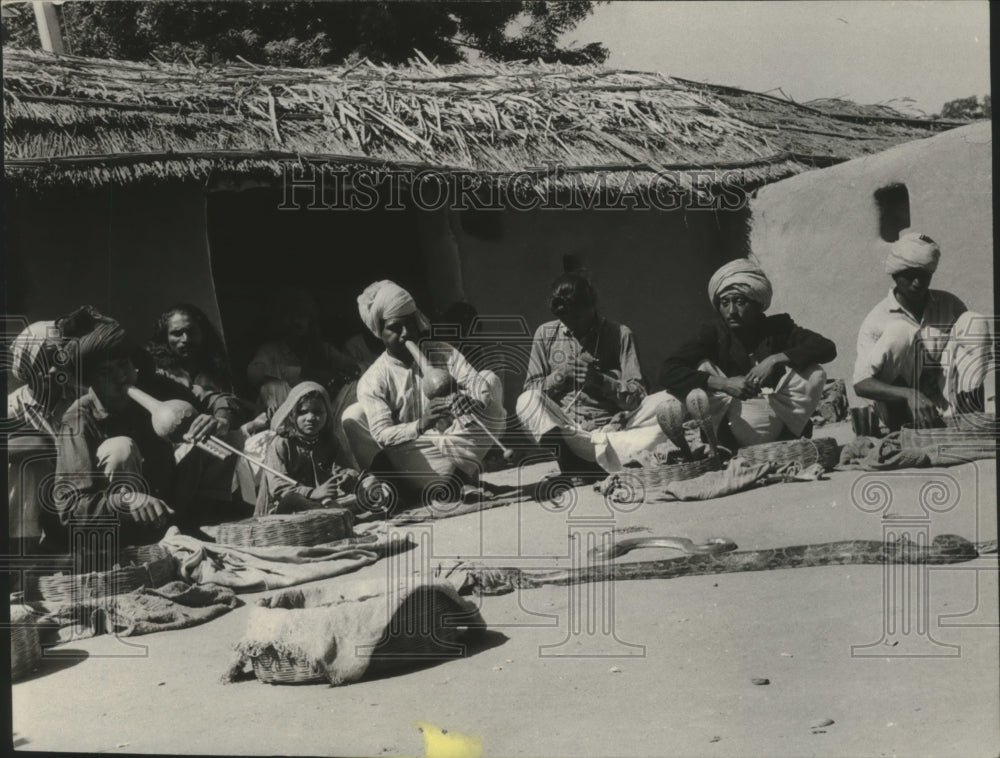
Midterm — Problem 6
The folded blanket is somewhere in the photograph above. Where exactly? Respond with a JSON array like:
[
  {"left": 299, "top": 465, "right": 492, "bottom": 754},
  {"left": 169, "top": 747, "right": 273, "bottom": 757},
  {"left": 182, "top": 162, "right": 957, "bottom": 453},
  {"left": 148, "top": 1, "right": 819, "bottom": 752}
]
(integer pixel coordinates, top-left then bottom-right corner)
[
  {"left": 655, "top": 459, "right": 772, "bottom": 501},
  {"left": 159, "top": 527, "right": 398, "bottom": 592},
  {"left": 838, "top": 436, "right": 878, "bottom": 468},
  {"left": 652, "top": 459, "right": 827, "bottom": 502},
  {"left": 812, "top": 379, "right": 849, "bottom": 426},
  {"left": 30, "top": 580, "right": 240, "bottom": 642},
  {"left": 838, "top": 432, "right": 996, "bottom": 471},
  {"left": 222, "top": 577, "right": 486, "bottom": 686}
]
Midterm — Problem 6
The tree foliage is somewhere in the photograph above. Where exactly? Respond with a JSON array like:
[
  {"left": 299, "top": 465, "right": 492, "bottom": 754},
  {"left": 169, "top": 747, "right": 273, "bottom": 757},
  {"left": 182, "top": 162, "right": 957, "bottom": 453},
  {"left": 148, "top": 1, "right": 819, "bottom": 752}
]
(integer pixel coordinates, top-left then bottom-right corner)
[
  {"left": 939, "top": 94, "right": 991, "bottom": 120},
  {"left": 2, "top": 1, "right": 608, "bottom": 66}
]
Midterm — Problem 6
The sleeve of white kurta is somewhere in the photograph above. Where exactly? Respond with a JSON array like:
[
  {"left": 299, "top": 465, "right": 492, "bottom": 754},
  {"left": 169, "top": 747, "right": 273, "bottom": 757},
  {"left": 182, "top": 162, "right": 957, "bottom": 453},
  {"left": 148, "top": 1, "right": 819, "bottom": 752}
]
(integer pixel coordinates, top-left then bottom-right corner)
[
  {"left": 357, "top": 368, "right": 421, "bottom": 448},
  {"left": 444, "top": 344, "right": 496, "bottom": 407},
  {"left": 852, "top": 313, "right": 880, "bottom": 386},
  {"left": 852, "top": 306, "right": 910, "bottom": 386}
]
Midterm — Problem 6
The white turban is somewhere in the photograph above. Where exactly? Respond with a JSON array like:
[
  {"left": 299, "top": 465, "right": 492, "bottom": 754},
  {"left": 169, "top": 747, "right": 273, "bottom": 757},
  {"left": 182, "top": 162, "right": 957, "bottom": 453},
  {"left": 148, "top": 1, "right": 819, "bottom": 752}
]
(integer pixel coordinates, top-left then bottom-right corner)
[
  {"left": 708, "top": 259, "right": 773, "bottom": 311},
  {"left": 357, "top": 280, "right": 430, "bottom": 338},
  {"left": 885, "top": 232, "right": 940, "bottom": 276}
]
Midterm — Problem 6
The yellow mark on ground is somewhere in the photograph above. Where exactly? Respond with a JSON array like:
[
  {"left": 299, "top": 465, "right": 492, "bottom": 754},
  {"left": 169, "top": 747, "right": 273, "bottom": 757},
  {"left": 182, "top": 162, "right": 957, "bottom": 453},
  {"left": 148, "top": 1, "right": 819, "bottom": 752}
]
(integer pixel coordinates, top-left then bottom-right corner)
[{"left": 414, "top": 721, "right": 483, "bottom": 758}]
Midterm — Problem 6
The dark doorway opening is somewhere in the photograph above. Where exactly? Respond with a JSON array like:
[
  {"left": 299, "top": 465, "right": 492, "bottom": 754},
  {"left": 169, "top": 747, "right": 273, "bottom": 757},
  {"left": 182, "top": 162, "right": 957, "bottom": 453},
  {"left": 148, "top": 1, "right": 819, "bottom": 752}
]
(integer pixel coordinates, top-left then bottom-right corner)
[{"left": 206, "top": 188, "right": 427, "bottom": 398}]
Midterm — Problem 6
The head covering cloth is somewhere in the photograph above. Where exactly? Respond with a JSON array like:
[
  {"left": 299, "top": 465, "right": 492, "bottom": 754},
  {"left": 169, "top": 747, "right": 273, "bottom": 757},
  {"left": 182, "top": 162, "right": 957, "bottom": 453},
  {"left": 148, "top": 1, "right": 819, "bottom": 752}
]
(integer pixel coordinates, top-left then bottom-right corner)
[
  {"left": 885, "top": 232, "right": 940, "bottom": 276},
  {"left": 357, "top": 280, "right": 430, "bottom": 338},
  {"left": 270, "top": 380, "right": 335, "bottom": 443},
  {"left": 58, "top": 306, "right": 128, "bottom": 375},
  {"left": 707, "top": 259, "right": 773, "bottom": 311}
]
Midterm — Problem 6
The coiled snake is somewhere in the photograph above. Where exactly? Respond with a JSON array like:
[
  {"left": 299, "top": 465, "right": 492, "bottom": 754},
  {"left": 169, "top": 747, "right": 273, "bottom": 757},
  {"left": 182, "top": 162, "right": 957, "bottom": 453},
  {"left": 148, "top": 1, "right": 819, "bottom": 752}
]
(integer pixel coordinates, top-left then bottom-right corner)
[{"left": 455, "top": 534, "right": 996, "bottom": 596}]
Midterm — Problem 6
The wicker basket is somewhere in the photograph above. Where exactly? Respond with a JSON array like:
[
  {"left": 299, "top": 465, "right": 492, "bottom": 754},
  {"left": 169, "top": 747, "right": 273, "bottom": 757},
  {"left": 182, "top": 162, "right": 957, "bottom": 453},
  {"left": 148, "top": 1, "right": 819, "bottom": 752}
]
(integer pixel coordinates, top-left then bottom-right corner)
[
  {"left": 251, "top": 648, "right": 326, "bottom": 685},
  {"left": 216, "top": 507, "right": 355, "bottom": 548},
  {"left": 901, "top": 414, "right": 997, "bottom": 456},
  {"left": 11, "top": 606, "right": 41, "bottom": 682},
  {"left": 625, "top": 455, "right": 722, "bottom": 489},
  {"left": 24, "top": 554, "right": 177, "bottom": 604},
  {"left": 121, "top": 542, "right": 170, "bottom": 566},
  {"left": 244, "top": 584, "right": 483, "bottom": 686},
  {"left": 736, "top": 437, "right": 839, "bottom": 471}
]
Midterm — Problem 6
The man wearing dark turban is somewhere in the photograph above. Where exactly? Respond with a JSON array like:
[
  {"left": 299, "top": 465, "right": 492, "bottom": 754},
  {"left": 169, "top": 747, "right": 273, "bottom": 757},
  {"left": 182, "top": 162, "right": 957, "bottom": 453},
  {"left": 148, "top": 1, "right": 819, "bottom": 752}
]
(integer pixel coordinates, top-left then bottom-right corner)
[
  {"left": 659, "top": 259, "right": 837, "bottom": 448},
  {"left": 7, "top": 307, "right": 120, "bottom": 552},
  {"left": 50, "top": 307, "right": 230, "bottom": 548},
  {"left": 854, "top": 232, "right": 994, "bottom": 430}
]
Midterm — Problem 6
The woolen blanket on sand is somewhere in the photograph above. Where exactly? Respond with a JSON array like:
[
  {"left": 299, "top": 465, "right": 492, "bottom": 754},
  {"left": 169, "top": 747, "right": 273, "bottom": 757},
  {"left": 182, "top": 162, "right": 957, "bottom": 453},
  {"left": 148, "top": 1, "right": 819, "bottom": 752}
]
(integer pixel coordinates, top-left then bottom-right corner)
[
  {"left": 160, "top": 530, "right": 396, "bottom": 592},
  {"left": 222, "top": 577, "right": 486, "bottom": 686},
  {"left": 28, "top": 580, "right": 240, "bottom": 642}
]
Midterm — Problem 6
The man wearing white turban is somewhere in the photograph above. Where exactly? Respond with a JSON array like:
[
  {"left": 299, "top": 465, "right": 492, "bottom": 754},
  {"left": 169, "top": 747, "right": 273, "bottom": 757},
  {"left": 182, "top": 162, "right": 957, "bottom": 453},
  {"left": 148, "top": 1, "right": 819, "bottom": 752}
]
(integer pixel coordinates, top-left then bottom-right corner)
[
  {"left": 342, "top": 280, "right": 504, "bottom": 501},
  {"left": 854, "top": 232, "right": 994, "bottom": 430},
  {"left": 659, "top": 258, "right": 836, "bottom": 448}
]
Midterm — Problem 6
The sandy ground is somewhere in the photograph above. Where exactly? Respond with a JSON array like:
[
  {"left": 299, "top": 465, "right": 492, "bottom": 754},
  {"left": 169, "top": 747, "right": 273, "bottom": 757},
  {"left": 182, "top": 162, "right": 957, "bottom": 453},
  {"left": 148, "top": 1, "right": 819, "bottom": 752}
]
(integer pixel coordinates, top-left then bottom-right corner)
[{"left": 11, "top": 423, "right": 1000, "bottom": 757}]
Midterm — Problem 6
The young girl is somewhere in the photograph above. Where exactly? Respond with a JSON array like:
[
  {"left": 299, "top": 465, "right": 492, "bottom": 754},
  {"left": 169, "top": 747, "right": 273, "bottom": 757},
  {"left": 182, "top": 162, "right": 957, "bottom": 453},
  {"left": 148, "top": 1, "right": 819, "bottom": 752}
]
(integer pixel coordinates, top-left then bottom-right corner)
[{"left": 254, "top": 381, "right": 361, "bottom": 516}]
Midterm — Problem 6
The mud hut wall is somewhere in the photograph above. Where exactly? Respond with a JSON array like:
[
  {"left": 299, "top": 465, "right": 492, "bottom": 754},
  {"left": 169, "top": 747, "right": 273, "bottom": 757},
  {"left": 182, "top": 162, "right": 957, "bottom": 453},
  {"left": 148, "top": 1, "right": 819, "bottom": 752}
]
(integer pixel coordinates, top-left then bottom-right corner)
[
  {"left": 452, "top": 205, "right": 748, "bottom": 409},
  {"left": 750, "top": 122, "right": 993, "bottom": 403}
]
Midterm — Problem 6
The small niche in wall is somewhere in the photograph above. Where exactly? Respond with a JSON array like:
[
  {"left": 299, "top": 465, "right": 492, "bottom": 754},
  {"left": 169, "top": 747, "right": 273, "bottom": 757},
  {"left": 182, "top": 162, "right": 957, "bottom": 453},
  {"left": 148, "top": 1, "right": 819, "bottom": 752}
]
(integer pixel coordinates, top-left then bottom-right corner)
[{"left": 874, "top": 183, "right": 910, "bottom": 242}]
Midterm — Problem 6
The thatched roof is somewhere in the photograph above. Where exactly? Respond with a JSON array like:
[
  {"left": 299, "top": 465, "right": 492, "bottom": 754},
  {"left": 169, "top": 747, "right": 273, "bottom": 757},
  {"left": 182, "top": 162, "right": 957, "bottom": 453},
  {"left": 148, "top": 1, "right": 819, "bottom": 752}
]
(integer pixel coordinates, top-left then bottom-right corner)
[{"left": 3, "top": 47, "right": 968, "bottom": 193}]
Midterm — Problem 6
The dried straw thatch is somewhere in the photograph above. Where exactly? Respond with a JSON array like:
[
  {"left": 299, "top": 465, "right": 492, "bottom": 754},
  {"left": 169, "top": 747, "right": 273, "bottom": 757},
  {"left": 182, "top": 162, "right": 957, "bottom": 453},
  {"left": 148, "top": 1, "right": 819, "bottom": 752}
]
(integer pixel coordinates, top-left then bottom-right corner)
[{"left": 3, "top": 48, "right": 965, "bottom": 192}]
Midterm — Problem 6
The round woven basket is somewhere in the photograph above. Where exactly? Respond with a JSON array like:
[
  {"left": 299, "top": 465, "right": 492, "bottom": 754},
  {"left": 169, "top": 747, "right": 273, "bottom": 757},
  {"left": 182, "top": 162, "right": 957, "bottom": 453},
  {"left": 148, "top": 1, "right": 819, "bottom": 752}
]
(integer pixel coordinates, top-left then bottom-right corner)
[
  {"left": 11, "top": 606, "right": 41, "bottom": 682},
  {"left": 24, "top": 554, "right": 177, "bottom": 604},
  {"left": 737, "top": 437, "right": 839, "bottom": 471},
  {"left": 627, "top": 455, "right": 722, "bottom": 489},
  {"left": 121, "top": 542, "right": 170, "bottom": 566},
  {"left": 217, "top": 507, "right": 355, "bottom": 548},
  {"left": 251, "top": 647, "right": 326, "bottom": 685},
  {"left": 901, "top": 414, "right": 997, "bottom": 455}
]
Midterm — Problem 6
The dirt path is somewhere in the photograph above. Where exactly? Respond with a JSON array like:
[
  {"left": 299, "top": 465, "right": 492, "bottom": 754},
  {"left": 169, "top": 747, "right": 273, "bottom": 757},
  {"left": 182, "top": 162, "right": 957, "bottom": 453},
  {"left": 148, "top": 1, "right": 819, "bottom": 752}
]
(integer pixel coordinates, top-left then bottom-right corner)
[{"left": 11, "top": 430, "right": 999, "bottom": 757}]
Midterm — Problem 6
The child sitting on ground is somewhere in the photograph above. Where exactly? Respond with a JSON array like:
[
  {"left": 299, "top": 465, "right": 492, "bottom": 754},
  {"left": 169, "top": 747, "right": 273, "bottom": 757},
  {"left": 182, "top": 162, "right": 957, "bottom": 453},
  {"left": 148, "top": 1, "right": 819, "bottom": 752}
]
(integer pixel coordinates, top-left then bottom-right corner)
[{"left": 254, "top": 381, "right": 362, "bottom": 515}]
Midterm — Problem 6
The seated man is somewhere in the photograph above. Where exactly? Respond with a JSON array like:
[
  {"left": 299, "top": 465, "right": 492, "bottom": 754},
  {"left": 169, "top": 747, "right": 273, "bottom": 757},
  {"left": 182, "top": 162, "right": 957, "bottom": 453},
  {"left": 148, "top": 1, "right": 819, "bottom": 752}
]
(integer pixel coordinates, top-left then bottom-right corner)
[
  {"left": 248, "top": 286, "right": 362, "bottom": 413},
  {"left": 7, "top": 317, "right": 75, "bottom": 555},
  {"left": 148, "top": 303, "right": 256, "bottom": 432},
  {"left": 854, "top": 232, "right": 994, "bottom": 431},
  {"left": 516, "top": 273, "right": 670, "bottom": 478},
  {"left": 51, "top": 310, "right": 230, "bottom": 549},
  {"left": 659, "top": 259, "right": 836, "bottom": 448},
  {"left": 149, "top": 303, "right": 259, "bottom": 502},
  {"left": 341, "top": 280, "right": 504, "bottom": 501}
]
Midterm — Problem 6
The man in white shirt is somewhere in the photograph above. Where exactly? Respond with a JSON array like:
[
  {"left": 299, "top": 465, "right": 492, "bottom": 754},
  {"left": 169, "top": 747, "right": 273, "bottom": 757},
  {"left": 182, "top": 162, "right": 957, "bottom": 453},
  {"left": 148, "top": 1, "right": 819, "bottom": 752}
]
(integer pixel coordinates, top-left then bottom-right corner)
[
  {"left": 341, "top": 280, "right": 504, "bottom": 502},
  {"left": 853, "top": 232, "right": 994, "bottom": 431}
]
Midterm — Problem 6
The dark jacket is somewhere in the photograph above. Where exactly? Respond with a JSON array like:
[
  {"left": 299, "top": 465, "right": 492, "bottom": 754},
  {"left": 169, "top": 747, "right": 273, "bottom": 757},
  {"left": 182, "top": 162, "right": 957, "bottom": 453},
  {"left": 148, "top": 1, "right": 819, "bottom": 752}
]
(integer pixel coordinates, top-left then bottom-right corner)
[
  {"left": 658, "top": 314, "right": 837, "bottom": 398},
  {"left": 254, "top": 434, "right": 340, "bottom": 515},
  {"left": 53, "top": 372, "right": 202, "bottom": 528}
]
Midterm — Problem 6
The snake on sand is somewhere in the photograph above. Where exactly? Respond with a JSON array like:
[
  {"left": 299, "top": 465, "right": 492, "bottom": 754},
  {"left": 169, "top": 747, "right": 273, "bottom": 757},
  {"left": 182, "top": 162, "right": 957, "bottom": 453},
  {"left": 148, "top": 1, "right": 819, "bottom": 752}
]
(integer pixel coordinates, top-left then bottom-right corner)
[
  {"left": 588, "top": 536, "right": 738, "bottom": 561},
  {"left": 457, "top": 534, "right": 994, "bottom": 596}
]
